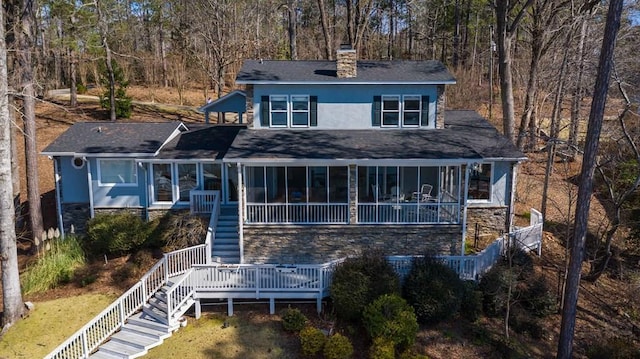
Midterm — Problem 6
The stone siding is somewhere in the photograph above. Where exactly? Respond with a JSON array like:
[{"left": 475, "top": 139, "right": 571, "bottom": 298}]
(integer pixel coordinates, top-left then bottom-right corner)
[
  {"left": 147, "top": 208, "right": 190, "bottom": 221},
  {"left": 336, "top": 49, "right": 357, "bottom": 78},
  {"left": 436, "top": 85, "right": 446, "bottom": 128},
  {"left": 244, "top": 84, "right": 254, "bottom": 125},
  {"left": 94, "top": 207, "right": 146, "bottom": 220},
  {"left": 466, "top": 206, "right": 508, "bottom": 245},
  {"left": 242, "top": 225, "right": 462, "bottom": 264},
  {"left": 61, "top": 203, "right": 90, "bottom": 234}
]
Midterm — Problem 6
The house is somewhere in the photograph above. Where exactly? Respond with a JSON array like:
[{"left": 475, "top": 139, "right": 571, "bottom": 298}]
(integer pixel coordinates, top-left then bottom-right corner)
[{"left": 42, "top": 48, "right": 525, "bottom": 264}]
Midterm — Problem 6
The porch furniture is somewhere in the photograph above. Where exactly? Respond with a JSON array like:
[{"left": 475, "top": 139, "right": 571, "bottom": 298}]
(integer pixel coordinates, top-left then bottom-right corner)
[{"left": 413, "top": 184, "right": 433, "bottom": 202}]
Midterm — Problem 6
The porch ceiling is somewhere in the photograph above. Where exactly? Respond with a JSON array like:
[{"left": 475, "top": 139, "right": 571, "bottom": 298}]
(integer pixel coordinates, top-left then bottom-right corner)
[{"left": 225, "top": 110, "right": 525, "bottom": 162}]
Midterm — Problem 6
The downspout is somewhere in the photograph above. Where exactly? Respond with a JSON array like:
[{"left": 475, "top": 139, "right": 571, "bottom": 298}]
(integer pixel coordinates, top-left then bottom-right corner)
[
  {"left": 237, "top": 163, "right": 244, "bottom": 264},
  {"left": 507, "top": 162, "right": 519, "bottom": 234},
  {"left": 87, "top": 158, "right": 95, "bottom": 218},
  {"left": 460, "top": 163, "right": 471, "bottom": 256},
  {"left": 53, "top": 157, "right": 64, "bottom": 237},
  {"left": 139, "top": 162, "right": 149, "bottom": 222}
]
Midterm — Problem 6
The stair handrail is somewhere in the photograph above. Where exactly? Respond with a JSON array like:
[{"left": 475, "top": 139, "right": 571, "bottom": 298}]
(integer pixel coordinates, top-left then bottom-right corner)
[
  {"left": 205, "top": 191, "right": 221, "bottom": 264},
  {"left": 166, "top": 268, "right": 197, "bottom": 325}
]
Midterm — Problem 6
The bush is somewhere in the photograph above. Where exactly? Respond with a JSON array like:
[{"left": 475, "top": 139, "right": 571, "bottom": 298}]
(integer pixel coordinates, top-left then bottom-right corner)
[
  {"left": 99, "top": 59, "right": 132, "bottom": 119},
  {"left": 76, "top": 83, "right": 87, "bottom": 94},
  {"left": 363, "top": 294, "right": 418, "bottom": 351},
  {"left": 369, "top": 337, "right": 395, "bottom": 359},
  {"left": 520, "top": 275, "right": 557, "bottom": 317},
  {"left": 21, "top": 236, "right": 86, "bottom": 295},
  {"left": 460, "top": 281, "right": 483, "bottom": 322},
  {"left": 300, "top": 326, "right": 326, "bottom": 357},
  {"left": 150, "top": 213, "right": 207, "bottom": 251},
  {"left": 586, "top": 336, "right": 639, "bottom": 359},
  {"left": 398, "top": 351, "right": 430, "bottom": 359},
  {"left": 402, "top": 257, "right": 465, "bottom": 324},
  {"left": 86, "top": 213, "right": 153, "bottom": 257},
  {"left": 330, "top": 252, "right": 400, "bottom": 322},
  {"left": 324, "top": 333, "right": 354, "bottom": 359},
  {"left": 281, "top": 307, "right": 308, "bottom": 332}
]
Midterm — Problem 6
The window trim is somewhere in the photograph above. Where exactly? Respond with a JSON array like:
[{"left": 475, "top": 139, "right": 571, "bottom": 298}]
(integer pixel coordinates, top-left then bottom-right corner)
[
  {"left": 468, "top": 163, "right": 493, "bottom": 203},
  {"left": 151, "top": 162, "right": 174, "bottom": 203},
  {"left": 97, "top": 159, "right": 138, "bottom": 187},
  {"left": 402, "top": 95, "right": 421, "bottom": 127},
  {"left": 290, "top": 94, "right": 310, "bottom": 127},
  {"left": 381, "top": 95, "right": 401, "bottom": 127},
  {"left": 269, "top": 95, "right": 289, "bottom": 127}
]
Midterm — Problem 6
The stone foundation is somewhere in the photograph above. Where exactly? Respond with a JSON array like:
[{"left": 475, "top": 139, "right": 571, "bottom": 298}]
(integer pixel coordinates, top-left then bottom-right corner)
[
  {"left": 466, "top": 206, "right": 508, "bottom": 245},
  {"left": 242, "top": 225, "right": 462, "bottom": 264},
  {"left": 61, "top": 203, "right": 90, "bottom": 234}
]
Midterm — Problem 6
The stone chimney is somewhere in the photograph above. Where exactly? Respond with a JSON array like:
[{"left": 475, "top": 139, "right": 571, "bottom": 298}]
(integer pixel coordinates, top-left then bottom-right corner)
[{"left": 336, "top": 45, "right": 357, "bottom": 79}]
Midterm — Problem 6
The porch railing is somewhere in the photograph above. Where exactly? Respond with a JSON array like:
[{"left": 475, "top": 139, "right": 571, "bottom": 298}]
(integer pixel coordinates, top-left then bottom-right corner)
[
  {"left": 246, "top": 203, "right": 349, "bottom": 224},
  {"left": 357, "top": 202, "right": 460, "bottom": 224},
  {"left": 190, "top": 190, "right": 220, "bottom": 215}
]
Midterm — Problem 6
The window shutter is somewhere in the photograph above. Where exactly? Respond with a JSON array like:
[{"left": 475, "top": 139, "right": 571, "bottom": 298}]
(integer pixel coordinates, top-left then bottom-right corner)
[
  {"left": 260, "top": 96, "right": 269, "bottom": 127},
  {"left": 421, "top": 95, "right": 430, "bottom": 126},
  {"left": 310, "top": 96, "right": 318, "bottom": 126},
  {"left": 372, "top": 96, "right": 381, "bottom": 126}
]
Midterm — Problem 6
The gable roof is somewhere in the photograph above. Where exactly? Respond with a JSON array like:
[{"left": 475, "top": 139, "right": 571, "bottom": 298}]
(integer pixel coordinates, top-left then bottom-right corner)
[
  {"left": 198, "top": 90, "right": 246, "bottom": 113},
  {"left": 236, "top": 60, "right": 456, "bottom": 85},
  {"left": 224, "top": 110, "right": 525, "bottom": 162},
  {"left": 41, "top": 122, "right": 185, "bottom": 157}
]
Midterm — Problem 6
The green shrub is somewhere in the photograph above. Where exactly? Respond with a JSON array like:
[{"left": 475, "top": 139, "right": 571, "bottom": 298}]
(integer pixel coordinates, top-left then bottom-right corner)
[
  {"left": 460, "top": 281, "right": 483, "bottom": 322},
  {"left": 399, "top": 351, "right": 430, "bottom": 359},
  {"left": 99, "top": 59, "right": 132, "bottom": 119},
  {"left": 76, "top": 83, "right": 87, "bottom": 94},
  {"left": 363, "top": 294, "right": 418, "bottom": 351},
  {"left": 520, "top": 275, "right": 557, "bottom": 317},
  {"left": 369, "top": 337, "right": 395, "bottom": 359},
  {"left": 330, "top": 252, "right": 400, "bottom": 322},
  {"left": 281, "top": 307, "right": 308, "bottom": 332},
  {"left": 509, "top": 305, "right": 545, "bottom": 339},
  {"left": 21, "top": 236, "right": 86, "bottom": 295},
  {"left": 323, "top": 333, "right": 354, "bottom": 359},
  {"left": 402, "top": 257, "right": 465, "bottom": 324},
  {"left": 299, "top": 326, "right": 326, "bottom": 357},
  {"left": 86, "top": 213, "right": 152, "bottom": 257},
  {"left": 586, "top": 336, "right": 639, "bottom": 359}
]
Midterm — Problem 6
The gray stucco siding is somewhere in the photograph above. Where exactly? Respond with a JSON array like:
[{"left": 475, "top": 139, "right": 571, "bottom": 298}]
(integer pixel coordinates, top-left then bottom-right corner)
[
  {"left": 58, "top": 156, "right": 90, "bottom": 203},
  {"left": 252, "top": 84, "right": 438, "bottom": 130}
]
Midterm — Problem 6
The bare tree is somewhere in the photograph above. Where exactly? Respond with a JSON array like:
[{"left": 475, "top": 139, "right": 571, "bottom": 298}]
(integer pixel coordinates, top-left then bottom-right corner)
[
  {"left": 0, "top": 0, "right": 25, "bottom": 330},
  {"left": 96, "top": 0, "right": 116, "bottom": 121},
  {"left": 557, "top": 0, "right": 625, "bottom": 355}
]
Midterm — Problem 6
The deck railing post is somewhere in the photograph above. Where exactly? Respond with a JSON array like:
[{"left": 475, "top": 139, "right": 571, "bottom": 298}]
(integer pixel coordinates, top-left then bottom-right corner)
[
  {"left": 119, "top": 301, "right": 125, "bottom": 326},
  {"left": 81, "top": 328, "right": 88, "bottom": 358},
  {"left": 164, "top": 253, "right": 169, "bottom": 279}
]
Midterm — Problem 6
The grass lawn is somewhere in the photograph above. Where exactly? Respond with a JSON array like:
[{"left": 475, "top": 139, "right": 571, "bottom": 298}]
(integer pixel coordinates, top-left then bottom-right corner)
[
  {"left": 0, "top": 293, "right": 117, "bottom": 359},
  {"left": 146, "top": 311, "right": 298, "bottom": 359}
]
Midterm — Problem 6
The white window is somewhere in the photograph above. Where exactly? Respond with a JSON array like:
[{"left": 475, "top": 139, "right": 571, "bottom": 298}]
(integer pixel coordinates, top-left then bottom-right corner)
[
  {"left": 403, "top": 95, "right": 421, "bottom": 127},
  {"left": 98, "top": 159, "right": 137, "bottom": 186},
  {"left": 152, "top": 163, "right": 173, "bottom": 202},
  {"left": 270, "top": 95, "right": 288, "bottom": 127},
  {"left": 291, "top": 95, "right": 310, "bottom": 127},
  {"left": 469, "top": 163, "right": 492, "bottom": 201},
  {"left": 382, "top": 95, "right": 400, "bottom": 127}
]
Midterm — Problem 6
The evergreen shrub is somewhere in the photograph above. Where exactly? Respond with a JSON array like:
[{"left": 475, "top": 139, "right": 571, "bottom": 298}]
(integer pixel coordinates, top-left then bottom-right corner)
[
  {"left": 86, "top": 213, "right": 152, "bottom": 256},
  {"left": 323, "top": 333, "right": 354, "bottom": 359},
  {"left": 299, "top": 326, "right": 326, "bottom": 357},
  {"left": 281, "top": 306, "right": 308, "bottom": 332},
  {"left": 362, "top": 294, "right": 418, "bottom": 350}
]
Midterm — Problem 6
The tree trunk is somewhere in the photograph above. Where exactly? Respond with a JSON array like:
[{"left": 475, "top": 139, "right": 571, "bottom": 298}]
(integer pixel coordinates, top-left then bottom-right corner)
[
  {"left": 17, "top": 0, "right": 44, "bottom": 252},
  {"left": 97, "top": 0, "right": 116, "bottom": 121},
  {"left": 287, "top": 0, "right": 298, "bottom": 60},
  {"left": 317, "top": 0, "right": 333, "bottom": 60},
  {"left": 568, "top": 17, "right": 588, "bottom": 151},
  {"left": 557, "top": 0, "right": 624, "bottom": 356},
  {"left": 70, "top": 50, "right": 77, "bottom": 107},
  {"left": 0, "top": 0, "right": 24, "bottom": 330}
]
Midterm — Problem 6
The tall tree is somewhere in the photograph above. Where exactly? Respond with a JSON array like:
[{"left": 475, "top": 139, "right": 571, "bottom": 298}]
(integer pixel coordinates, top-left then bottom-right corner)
[
  {"left": 0, "top": 0, "right": 25, "bottom": 330},
  {"left": 492, "top": 0, "right": 534, "bottom": 143},
  {"left": 557, "top": 0, "right": 625, "bottom": 355},
  {"left": 16, "top": 0, "right": 44, "bottom": 252},
  {"left": 96, "top": 0, "right": 117, "bottom": 121}
]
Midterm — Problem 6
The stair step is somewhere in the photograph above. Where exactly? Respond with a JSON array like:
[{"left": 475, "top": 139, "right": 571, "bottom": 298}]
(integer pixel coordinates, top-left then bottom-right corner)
[
  {"left": 89, "top": 350, "right": 124, "bottom": 359},
  {"left": 121, "top": 323, "right": 171, "bottom": 340},
  {"left": 100, "top": 340, "right": 145, "bottom": 357},
  {"left": 214, "top": 237, "right": 239, "bottom": 245},
  {"left": 147, "top": 297, "right": 168, "bottom": 313},
  {"left": 142, "top": 304, "right": 170, "bottom": 325},
  {"left": 128, "top": 312, "right": 171, "bottom": 332},
  {"left": 216, "top": 232, "right": 239, "bottom": 239},
  {"left": 111, "top": 331, "right": 159, "bottom": 350},
  {"left": 216, "top": 226, "right": 238, "bottom": 232}
]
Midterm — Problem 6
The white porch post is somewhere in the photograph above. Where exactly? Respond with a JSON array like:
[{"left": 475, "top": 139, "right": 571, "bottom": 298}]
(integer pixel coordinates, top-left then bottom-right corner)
[
  {"left": 86, "top": 159, "right": 95, "bottom": 219},
  {"left": 460, "top": 163, "right": 471, "bottom": 256},
  {"left": 237, "top": 163, "right": 244, "bottom": 264},
  {"left": 53, "top": 157, "right": 65, "bottom": 237}
]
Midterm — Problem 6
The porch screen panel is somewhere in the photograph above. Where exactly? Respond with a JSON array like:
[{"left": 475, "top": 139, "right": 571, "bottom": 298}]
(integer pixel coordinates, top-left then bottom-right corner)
[
  {"left": 202, "top": 163, "right": 222, "bottom": 191},
  {"left": 329, "top": 167, "right": 348, "bottom": 203},
  {"left": 177, "top": 164, "right": 197, "bottom": 202},
  {"left": 419, "top": 167, "right": 439, "bottom": 199},
  {"left": 153, "top": 163, "right": 172, "bottom": 202},
  {"left": 246, "top": 167, "right": 265, "bottom": 203},
  {"left": 357, "top": 166, "right": 376, "bottom": 203},
  {"left": 399, "top": 167, "right": 418, "bottom": 201},
  {"left": 266, "top": 167, "right": 285, "bottom": 203},
  {"left": 309, "top": 167, "right": 327, "bottom": 203},
  {"left": 227, "top": 163, "right": 239, "bottom": 202},
  {"left": 287, "top": 167, "right": 307, "bottom": 202}
]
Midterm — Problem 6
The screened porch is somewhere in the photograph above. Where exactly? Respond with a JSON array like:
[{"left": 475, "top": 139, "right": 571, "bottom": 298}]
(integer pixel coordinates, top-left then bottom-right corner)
[{"left": 243, "top": 164, "right": 462, "bottom": 224}]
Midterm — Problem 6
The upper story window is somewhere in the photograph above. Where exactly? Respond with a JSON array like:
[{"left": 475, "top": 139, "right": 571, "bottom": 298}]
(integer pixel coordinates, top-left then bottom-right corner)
[
  {"left": 261, "top": 95, "right": 317, "bottom": 128},
  {"left": 98, "top": 159, "right": 137, "bottom": 186},
  {"left": 373, "top": 95, "right": 429, "bottom": 128}
]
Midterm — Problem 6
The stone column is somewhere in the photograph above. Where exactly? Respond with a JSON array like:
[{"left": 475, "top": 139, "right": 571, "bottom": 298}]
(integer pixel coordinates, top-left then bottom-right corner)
[
  {"left": 336, "top": 49, "right": 357, "bottom": 78},
  {"left": 244, "top": 84, "right": 254, "bottom": 126},
  {"left": 436, "top": 85, "right": 446, "bottom": 129},
  {"left": 348, "top": 164, "right": 357, "bottom": 224}
]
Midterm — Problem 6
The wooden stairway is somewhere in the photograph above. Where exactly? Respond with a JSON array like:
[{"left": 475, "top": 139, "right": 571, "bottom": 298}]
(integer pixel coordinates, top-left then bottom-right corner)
[{"left": 89, "top": 276, "right": 194, "bottom": 358}]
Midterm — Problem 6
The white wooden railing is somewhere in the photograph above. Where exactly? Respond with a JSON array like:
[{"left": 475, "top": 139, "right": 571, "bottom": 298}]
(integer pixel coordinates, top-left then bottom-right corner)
[
  {"left": 190, "top": 190, "right": 219, "bottom": 215},
  {"left": 357, "top": 202, "right": 460, "bottom": 224},
  {"left": 246, "top": 203, "right": 349, "bottom": 224}
]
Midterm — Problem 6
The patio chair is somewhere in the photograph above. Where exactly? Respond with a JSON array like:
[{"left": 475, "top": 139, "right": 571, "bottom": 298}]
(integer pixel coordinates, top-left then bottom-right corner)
[{"left": 414, "top": 184, "right": 433, "bottom": 202}]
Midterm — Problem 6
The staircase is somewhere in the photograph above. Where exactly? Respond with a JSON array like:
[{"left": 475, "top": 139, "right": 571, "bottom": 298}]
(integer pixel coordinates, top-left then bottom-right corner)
[
  {"left": 89, "top": 276, "right": 193, "bottom": 358},
  {"left": 212, "top": 204, "right": 240, "bottom": 263}
]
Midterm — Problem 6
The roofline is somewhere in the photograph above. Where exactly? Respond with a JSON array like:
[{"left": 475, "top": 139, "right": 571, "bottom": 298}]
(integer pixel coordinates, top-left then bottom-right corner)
[
  {"left": 154, "top": 123, "right": 188, "bottom": 155},
  {"left": 223, "top": 158, "right": 481, "bottom": 165},
  {"left": 198, "top": 90, "right": 247, "bottom": 112},
  {"left": 235, "top": 80, "right": 457, "bottom": 85},
  {"left": 40, "top": 152, "right": 157, "bottom": 158}
]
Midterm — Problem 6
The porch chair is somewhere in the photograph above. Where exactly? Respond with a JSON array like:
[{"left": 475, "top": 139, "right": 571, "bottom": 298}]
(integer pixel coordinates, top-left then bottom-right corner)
[{"left": 415, "top": 184, "right": 433, "bottom": 202}]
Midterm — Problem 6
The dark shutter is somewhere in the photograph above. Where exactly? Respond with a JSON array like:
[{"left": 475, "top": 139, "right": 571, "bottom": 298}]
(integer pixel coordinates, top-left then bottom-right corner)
[
  {"left": 310, "top": 96, "right": 318, "bottom": 126},
  {"left": 372, "top": 96, "right": 381, "bottom": 126},
  {"left": 421, "top": 95, "right": 430, "bottom": 126},
  {"left": 260, "top": 96, "right": 269, "bottom": 127}
]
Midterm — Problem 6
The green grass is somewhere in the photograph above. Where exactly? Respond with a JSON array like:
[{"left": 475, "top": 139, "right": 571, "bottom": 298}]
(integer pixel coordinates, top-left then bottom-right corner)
[
  {"left": 21, "top": 236, "right": 86, "bottom": 295},
  {"left": 0, "top": 293, "right": 116, "bottom": 359}
]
